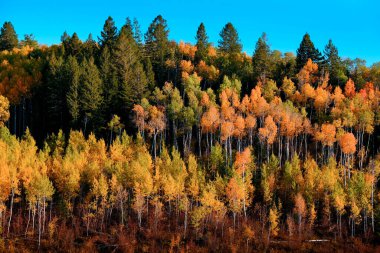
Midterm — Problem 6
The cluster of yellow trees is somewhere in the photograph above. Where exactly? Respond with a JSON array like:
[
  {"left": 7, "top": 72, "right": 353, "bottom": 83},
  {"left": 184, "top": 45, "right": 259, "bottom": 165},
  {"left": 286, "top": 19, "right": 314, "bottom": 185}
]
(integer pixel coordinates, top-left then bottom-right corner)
[{"left": 0, "top": 54, "right": 379, "bottom": 248}]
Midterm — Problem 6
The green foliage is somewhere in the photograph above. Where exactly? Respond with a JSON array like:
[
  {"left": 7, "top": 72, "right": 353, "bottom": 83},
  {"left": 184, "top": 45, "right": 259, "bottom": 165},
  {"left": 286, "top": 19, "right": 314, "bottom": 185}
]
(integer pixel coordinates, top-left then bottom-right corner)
[
  {"left": 219, "top": 75, "right": 242, "bottom": 95},
  {"left": 218, "top": 22, "right": 242, "bottom": 54},
  {"left": 99, "top": 16, "right": 118, "bottom": 50},
  {"left": 115, "top": 25, "right": 148, "bottom": 113},
  {"left": 195, "top": 23, "right": 209, "bottom": 63},
  {"left": 145, "top": 15, "right": 170, "bottom": 85},
  {"left": 79, "top": 57, "right": 102, "bottom": 127},
  {"left": 262, "top": 79, "right": 278, "bottom": 102},
  {"left": 66, "top": 56, "right": 81, "bottom": 124},
  {"left": 0, "top": 21, "right": 18, "bottom": 51},
  {"left": 323, "top": 39, "right": 348, "bottom": 86},
  {"left": 252, "top": 33, "right": 271, "bottom": 81},
  {"left": 296, "top": 33, "right": 322, "bottom": 71},
  {"left": 210, "top": 142, "right": 225, "bottom": 176}
]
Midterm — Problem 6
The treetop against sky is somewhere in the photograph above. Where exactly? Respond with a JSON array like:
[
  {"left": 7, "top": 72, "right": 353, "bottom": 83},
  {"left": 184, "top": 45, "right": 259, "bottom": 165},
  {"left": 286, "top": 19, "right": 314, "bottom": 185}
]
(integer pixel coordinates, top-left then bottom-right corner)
[{"left": 1, "top": 0, "right": 379, "bottom": 64}]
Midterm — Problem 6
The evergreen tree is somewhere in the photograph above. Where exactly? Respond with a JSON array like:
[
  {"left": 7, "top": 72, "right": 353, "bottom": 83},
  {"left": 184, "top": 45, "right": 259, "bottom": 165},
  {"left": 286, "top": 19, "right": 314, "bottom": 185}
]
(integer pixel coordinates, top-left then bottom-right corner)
[
  {"left": 60, "top": 31, "right": 70, "bottom": 46},
  {"left": 66, "top": 32, "right": 82, "bottom": 57},
  {"left": 252, "top": 33, "right": 271, "bottom": 82},
  {"left": 99, "top": 16, "right": 118, "bottom": 51},
  {"left": 133, "top": 18, "right": 143, "bottom": 47},
  {"left": 218, "top": 22, "right": 242, "bottom": 54},
  {"left": 195, "top": 23, "right": 209, "bottom": 63},
  {"left": 46, "top": 54, "right": 69, "bottom": 130},
  {"left": 296, "top": 33, "right": 322, "bottom": 71},
  {"left": 99, "top": 45, "right": 118, "bottom": 117},
  {"left": 145, "top": 15, "right": 170, "bottom": 85},
  {"left": 115, "top": 26, "right": 148, "bottom": 114},
  {"left": 323, "top": 39, "right": 347, "bottom": 86},
  {"left": 0, "top": 21, "right": 18, "bottom": 51},
  {"left": 66, "top": 56, "right": 81, "bottom": 125},
  {"left": 81, "top": 34, "right": 98, "bottom": 60},
  {"left": 143, "top": 57, "right": 156, "bottom": 92},
  {"left": 79, "top": 57, "right": 103, "bottom": 132}
]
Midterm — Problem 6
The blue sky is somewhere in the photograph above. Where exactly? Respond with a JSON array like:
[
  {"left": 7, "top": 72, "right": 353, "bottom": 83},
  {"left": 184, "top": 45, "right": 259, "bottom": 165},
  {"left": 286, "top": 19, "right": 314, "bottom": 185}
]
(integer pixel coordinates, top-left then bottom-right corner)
[{"left": 1, "top": 0, "right": 379, "bottom": 65}]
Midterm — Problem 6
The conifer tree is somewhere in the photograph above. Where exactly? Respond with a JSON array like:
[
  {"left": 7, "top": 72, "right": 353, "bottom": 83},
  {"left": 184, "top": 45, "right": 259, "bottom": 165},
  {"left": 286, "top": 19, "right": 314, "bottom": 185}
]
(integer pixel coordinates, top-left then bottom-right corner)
[
  {"left": 99, "top": 16, "right": 118, "bottom": 51},
  {"left": 195, "top": 23, "right": 209, "bottom": 63},
  {"left": 218, "top": 22, "right": 242, "bottom": 54},
  {"left": 0, "top": 21, "right": 18, "bottom": 51},
  {"left": 115, "top": 26, "right": 148, "bottom": 113},
  {"left": 79, "top": 57, "right": 103, "bottom": 132},
  {"left": 252, "top": 33, "right": 271, "bottom": 82},
  {"left": 66, "top": 56, "right": 81, "bottom": 125},
  {"left": 145, "top": 15, "right": 170, "bottom": 85},
  {"left": 296, "top": 33, "right": 322, "bottom": 71},
  {"left": 323, "top": 39, "right": 347, "bottom": 85}
]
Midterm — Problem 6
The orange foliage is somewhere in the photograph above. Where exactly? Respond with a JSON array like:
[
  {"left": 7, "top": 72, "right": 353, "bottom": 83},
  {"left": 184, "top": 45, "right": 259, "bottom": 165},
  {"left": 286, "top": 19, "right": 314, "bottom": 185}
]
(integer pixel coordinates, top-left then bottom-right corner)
[
  {"left": 178, "top": 41, "right": 197, "bottom": 59},
  {"left": 221, "top": 121, "right": 234, "bottom": 141},
  {"left": 245, "top": 115, "right": 256, "bottom": 130},
  {"left": 147, "top": 106, "right": 166, "bottom": 135},
  {"left": 249, "top": 85, "right": 269, "bottom": 118},
  {"left": 314, "top": 123, "right": 336, "bottom": 147},
  {"left": 344, "top": 78, "right": 356, "bottom": 98},
  {"left": 259, "top": 115, "right": 278, "bottom": 145},
  {"left": 233, "top": 115, "right": 245, "bottom": 138},
  {"left": 133, "top": 104, "right": 147, "bottom": 133},
  {"left": 234, "top": 148, "right": 252, "bottom": 176},
  {"left": 196, "top": 60, "right": 220, "bottom": 81},
  {"left": 208, "top": 45, "right": 217, "bottom": 57},
  {"left": 339, "top": 132, "right": 357, "bottom": 155},
  {"left": 180, "top": 60, "right": 194, "bottom": 74},
  {"left": 301, "top": 83, "right": 316, "bottom": 100},
  {"left": 294, "top": 193, "right": 306, "bottom": 217},
  {"left": 314, "top": 86, "right": 330, "bottom": 111},
  {"left": 332, "top": 86, "right": 345, "bottom": 105},
  {"left": 200, "top": 91, "right": 210, "bottom": 107},
  {"left": 165, "top": 59, "right": 176, "bottom": 69},
  {"left": 297, "top": 59, "right": 318, "bottom": 86},
  {"left": 201, "top": 106, "right": 220, "bottom": 134},
  {"left": 0, "top": 55, "right": 42, "bottom": 104}
]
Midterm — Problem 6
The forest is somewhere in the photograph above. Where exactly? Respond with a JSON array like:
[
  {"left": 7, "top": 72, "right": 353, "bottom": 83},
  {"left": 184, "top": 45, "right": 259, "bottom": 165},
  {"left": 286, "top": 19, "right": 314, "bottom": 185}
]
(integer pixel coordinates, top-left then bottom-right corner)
[{"left": 0, "top": 15, "right": 380, "bottom": 252}]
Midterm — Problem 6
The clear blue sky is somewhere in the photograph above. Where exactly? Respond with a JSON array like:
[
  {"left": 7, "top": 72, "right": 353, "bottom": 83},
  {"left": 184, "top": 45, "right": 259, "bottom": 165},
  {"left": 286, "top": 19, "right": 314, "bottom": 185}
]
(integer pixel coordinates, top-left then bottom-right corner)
[{"left": 1, "top": 0, "right": 379, "bottom": 65}]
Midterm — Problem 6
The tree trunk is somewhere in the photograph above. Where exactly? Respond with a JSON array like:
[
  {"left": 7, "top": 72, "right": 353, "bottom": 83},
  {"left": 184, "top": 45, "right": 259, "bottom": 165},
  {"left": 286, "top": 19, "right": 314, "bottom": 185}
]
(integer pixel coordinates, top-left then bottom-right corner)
[{"left": 7, "top": 188, "right": 15, "bottom": 236}]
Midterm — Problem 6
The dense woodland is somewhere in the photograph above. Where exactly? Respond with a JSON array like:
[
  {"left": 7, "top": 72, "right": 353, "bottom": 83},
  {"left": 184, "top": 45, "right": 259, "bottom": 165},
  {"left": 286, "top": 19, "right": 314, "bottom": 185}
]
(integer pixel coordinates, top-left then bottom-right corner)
[{"left": 0, "top": 16, "right": 380, "bottom": 252}]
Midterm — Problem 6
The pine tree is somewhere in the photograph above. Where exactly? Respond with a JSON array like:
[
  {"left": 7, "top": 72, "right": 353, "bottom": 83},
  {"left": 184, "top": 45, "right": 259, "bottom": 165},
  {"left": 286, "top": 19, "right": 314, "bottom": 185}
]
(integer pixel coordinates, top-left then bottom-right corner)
[
  {"left": 133, "top": 18, "right": 143, "bottom": 47},
  {"left": 99, "top": 45, "right": 118, "bottom": 117},
  {"left": 115, "top": 26, "right": 148, "bottom": 113},
  {"left": 0, "top": 21, "right": 18, "bottom": 51},
  {"left": 143, "top": 57, "right": 156, "bottom": 92},
  {"left": 66, "top": 32, "right": 82, "bottom": 56},
  {"left": 195, "top": 23, "right": 209, "bottom": 63},
  {"left": 79, "top": 57, "right": 102, "bottom": 132},
  {"left": 296, "top": 33, "right": 322, "bottom": 71},
  {"left": 323, "top": 39, "right": 347, "bottom": 86},
  {"left": 81, "top": 34, "right": 98, "bottom": 60},
  {"left": 145, "top": 15, "right": 170, "bottom": 85},
  {"left": 252, "top": 33, "right": 271, "bottom": 82},
  {"left": 98, "top": 16, "right": 118, "bottom": 51},
  {"left": 66, "top": 56, "right": 81, "bottom": 125},
  {"left": 218, "top": 22, "right": 242, "bottom": 54},
  {"left": 46, "top": 54, "right": 70, "bottom": 130}
]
